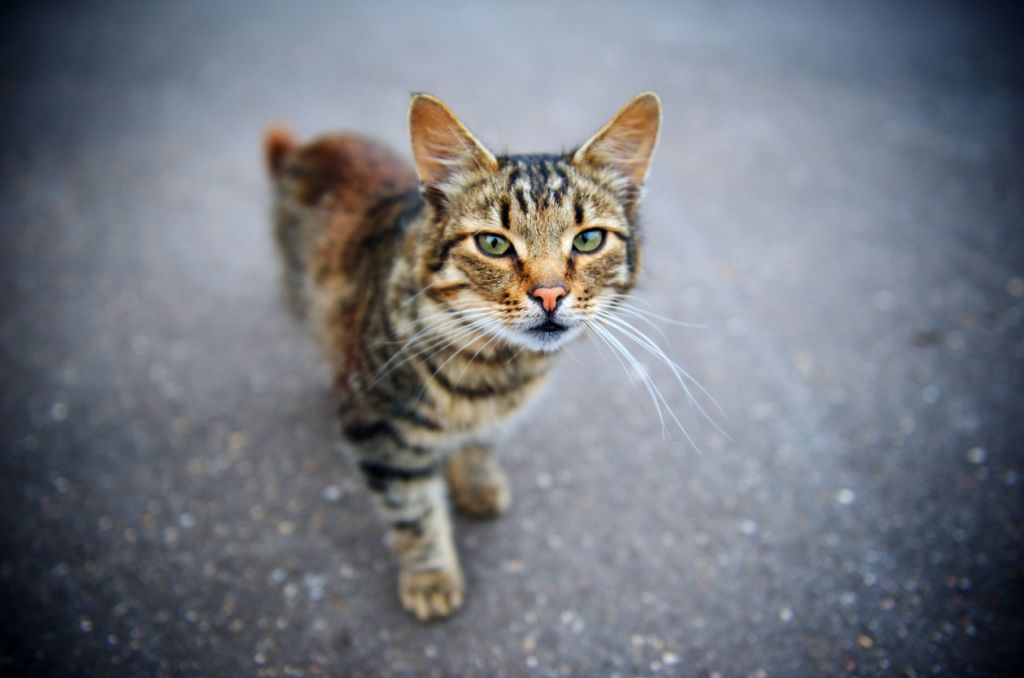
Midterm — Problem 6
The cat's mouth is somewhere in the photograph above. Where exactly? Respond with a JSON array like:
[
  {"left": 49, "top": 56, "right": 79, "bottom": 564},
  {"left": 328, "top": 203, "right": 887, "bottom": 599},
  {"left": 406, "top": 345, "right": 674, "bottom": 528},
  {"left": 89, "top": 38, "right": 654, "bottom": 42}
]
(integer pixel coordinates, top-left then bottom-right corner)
[
  {"left": 531, "top": 319, "right": 569, "bottom": 334},
  {"left": 510, "top": 317, "right": 579, "bottom": 352}
]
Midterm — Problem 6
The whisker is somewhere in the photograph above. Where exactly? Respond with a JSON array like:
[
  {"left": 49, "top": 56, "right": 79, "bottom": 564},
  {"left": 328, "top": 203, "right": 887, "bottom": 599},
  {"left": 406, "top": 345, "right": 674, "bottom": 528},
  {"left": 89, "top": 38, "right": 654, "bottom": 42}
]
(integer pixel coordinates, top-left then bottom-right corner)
[
  {"left": 582, "top": 320, "right": 640, "bottom": 391},
  {"left": 590, "top": 321, "right": 703, "bottom": 452},
  {"left": 586, "top": 320, "right": 673, "bottom": 441},
  {"left": 370, "top": 308, "right": 493, "bottom": 385},
  {"left": 372, "top": 309, "right": 478, "bottom": 366},
  {"left": 397, "top": 279, "right": 449, "bottom": 308},
  {"left": 451, "top": 326, "right": 503, "bottom": 384},
  {"left": 412, "top": 316, "right": 498, "bottom": 402},
  {"left": 609, "top": 306, "right": 675, "bottom": 352},
  {"left": 597, "top": 314, "right": 730, "bottom": 436},
  {"left": 585, "top": 320, "right": 666, "bottom": 434},
  {"left": 605, "top": 295, "right": 708, "bottom": 329}
]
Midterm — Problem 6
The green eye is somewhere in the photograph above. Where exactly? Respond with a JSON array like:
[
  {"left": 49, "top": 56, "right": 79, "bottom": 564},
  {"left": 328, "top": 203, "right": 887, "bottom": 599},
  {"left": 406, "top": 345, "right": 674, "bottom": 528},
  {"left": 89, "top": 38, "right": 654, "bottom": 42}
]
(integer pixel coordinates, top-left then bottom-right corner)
[
  {"left": 572, "top": 229, "right": 604, "bottom": 253},
  {"left": 476, "top": 233, "right": 512, "bottom": 257}
]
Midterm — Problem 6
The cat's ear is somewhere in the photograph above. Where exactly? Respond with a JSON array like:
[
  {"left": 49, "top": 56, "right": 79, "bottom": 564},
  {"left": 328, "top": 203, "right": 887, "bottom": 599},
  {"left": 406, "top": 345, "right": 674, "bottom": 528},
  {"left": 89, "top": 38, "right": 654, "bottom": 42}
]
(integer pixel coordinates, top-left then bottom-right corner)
[
  {"left": 409, "top": 94, "right": 498, "bottom": 192},
  {"left": 573, "top": 92, "right": 661, "bottom": 188}
]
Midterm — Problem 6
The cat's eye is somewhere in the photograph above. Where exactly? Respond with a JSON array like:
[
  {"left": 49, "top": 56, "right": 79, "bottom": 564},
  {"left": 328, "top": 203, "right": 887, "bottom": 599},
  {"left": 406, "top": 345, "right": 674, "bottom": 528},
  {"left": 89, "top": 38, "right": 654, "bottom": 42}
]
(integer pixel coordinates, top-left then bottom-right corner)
[
  {"left": 572, "top": 229, "right": 604, "bottom": 253},
  {"left": 476, "top": 233, "right": 512, "bottom": 257}
]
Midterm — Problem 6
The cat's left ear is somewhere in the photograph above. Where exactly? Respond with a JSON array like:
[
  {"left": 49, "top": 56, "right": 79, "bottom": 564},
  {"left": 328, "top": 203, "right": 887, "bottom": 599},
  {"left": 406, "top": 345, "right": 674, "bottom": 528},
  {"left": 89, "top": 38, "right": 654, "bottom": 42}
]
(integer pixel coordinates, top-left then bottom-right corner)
[
  {"left": 573, "top": 92, "right": 661, "bottom": 189},
  {"left": 409, "top": 94, "right": 498, "bottom": 194}
]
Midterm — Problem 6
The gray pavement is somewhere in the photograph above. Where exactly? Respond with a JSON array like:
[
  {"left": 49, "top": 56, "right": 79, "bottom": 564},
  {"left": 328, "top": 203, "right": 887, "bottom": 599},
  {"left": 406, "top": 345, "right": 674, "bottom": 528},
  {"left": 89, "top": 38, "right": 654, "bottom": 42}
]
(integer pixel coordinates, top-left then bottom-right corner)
[{"left": 2, "top": 1, "right": 1022, "bottom": 675}]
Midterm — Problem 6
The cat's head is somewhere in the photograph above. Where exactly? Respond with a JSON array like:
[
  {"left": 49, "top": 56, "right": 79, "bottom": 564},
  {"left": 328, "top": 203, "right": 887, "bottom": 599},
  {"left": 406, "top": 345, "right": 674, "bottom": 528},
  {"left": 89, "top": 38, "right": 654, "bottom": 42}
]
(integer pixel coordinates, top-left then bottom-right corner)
[{"left": 409, "top": 93, "right": 660, "bottom": 353}]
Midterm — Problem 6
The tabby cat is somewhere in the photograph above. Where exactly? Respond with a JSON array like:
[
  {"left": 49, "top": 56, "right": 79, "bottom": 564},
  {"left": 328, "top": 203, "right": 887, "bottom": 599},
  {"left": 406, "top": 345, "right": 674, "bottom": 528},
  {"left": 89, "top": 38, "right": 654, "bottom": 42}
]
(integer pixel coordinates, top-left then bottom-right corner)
[{"left": 264, "top": 92, "right": 660, "bottom": 620}]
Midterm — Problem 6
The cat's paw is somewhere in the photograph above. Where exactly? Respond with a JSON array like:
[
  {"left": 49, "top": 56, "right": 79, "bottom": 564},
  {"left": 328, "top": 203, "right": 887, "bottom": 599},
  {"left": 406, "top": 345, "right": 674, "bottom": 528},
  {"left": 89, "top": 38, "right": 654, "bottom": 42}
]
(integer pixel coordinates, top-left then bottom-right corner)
[
  {"left": 399, "top": 566, "right": 464, "bottom": 621},
  {"left": 446, "top": 458, "right": 511, "bottom": 518}
]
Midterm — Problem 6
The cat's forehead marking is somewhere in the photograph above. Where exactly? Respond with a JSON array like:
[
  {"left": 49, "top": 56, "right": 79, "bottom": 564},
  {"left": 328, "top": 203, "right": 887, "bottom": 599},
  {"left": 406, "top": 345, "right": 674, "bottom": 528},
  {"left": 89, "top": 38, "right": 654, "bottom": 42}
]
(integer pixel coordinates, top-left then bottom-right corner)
[{"left": 500, "top": 155, "right": 572, "bottom": 215}]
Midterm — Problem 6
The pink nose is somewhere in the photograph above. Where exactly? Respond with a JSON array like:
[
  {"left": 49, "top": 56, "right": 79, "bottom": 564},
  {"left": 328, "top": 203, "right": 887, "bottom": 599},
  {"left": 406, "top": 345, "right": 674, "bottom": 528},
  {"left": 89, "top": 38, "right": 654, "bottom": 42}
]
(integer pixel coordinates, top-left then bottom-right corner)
[{"left": 532, "top": 286, "right": 567, "bottom": 312}]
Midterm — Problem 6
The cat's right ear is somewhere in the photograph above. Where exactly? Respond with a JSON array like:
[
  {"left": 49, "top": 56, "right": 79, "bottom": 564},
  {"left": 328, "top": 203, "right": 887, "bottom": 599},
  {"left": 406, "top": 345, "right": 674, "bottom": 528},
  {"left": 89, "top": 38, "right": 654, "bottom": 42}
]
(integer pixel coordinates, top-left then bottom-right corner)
[
  {"left": 409, "top": 94, "right": 498, "bottom": 196},
  {"left": 573, "top": 92, "right": 661, "bottom": 190}
]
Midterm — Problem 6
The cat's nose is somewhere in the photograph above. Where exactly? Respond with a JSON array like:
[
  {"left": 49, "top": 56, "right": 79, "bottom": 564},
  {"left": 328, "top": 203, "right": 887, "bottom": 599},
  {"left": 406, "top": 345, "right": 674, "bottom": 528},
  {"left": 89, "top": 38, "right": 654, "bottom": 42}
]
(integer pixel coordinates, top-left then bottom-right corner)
[{"left": 531, "top": 285, "right": 567, "bottom": 312}]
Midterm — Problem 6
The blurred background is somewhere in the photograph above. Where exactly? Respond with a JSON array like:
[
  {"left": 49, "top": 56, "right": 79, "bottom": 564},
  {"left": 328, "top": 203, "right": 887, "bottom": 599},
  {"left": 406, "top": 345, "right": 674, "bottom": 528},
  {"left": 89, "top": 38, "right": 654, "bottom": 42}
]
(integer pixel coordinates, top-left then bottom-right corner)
[{"left": 1, "top": 1, "right": 1022, "bottom": 675}]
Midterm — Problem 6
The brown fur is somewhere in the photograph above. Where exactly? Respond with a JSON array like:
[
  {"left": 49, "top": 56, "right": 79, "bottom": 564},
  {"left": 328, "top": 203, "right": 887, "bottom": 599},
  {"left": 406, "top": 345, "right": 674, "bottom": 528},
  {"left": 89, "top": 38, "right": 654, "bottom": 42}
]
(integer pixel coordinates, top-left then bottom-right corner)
[{"left": 265, "top": 93, "right": 660, "bottom": 620}]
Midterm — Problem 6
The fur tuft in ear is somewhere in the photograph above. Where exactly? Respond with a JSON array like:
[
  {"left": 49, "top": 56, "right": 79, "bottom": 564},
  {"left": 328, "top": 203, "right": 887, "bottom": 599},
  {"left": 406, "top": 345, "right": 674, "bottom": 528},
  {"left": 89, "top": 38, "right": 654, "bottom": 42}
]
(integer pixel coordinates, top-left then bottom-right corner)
[
  {"left": 408, "top": 94, "right": 498, "bottom": 192},
  {"left": 573, "top": 92, "right": 661, "bottom": 187}
]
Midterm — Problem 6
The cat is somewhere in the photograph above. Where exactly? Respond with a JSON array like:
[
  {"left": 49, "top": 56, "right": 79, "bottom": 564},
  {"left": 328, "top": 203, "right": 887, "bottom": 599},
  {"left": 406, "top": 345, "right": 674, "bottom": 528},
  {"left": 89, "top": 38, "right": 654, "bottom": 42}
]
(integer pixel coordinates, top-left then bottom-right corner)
[{"left": 264, "top": 92, "right": 660, "bottom": 620}]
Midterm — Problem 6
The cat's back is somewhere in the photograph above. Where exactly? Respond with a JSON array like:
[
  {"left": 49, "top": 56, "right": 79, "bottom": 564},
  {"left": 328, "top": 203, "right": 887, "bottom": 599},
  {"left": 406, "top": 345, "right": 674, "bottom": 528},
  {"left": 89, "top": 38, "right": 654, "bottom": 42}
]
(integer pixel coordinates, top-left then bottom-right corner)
[
  {"left": 265, "top": 128, "right": 421, "bottom": 311},
  {"left": 266, "top": 130, "right": 418, "bottom": 212}
]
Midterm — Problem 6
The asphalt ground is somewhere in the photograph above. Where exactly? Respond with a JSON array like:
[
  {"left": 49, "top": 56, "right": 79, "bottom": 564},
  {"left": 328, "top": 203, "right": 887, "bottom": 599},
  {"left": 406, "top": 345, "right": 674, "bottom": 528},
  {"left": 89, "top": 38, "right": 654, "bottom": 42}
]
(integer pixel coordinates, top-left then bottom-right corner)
[{"left": 1, "top": 1, "right": 1022, "bottom": 675}]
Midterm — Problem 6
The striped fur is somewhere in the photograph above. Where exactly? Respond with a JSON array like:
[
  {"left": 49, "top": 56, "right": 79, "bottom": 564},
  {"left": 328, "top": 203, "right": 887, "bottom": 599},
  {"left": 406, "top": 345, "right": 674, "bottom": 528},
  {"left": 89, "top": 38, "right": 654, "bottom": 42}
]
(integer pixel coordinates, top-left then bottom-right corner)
[{"left": 265, "top": 93, "right": 660, "bottom": 620}]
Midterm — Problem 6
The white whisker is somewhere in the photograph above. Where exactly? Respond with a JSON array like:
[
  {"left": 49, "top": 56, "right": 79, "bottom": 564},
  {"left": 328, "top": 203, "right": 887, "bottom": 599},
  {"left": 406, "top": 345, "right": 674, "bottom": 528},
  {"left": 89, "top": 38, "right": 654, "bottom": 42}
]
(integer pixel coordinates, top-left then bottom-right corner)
[
  {"left": 605, "top": 295, "right": 708, "bottom": 329},
  {"left": 370, "top": 307, "right": 493, "bottom": 385},
  {"left": 413, "top": 315, "right": 498, "bottom": 401},
  {"left": 587, "top": 320, "right": 686, "bottom": 443},
  {"left": 598, "top": 313, "right": 730, "bottom": 437}
]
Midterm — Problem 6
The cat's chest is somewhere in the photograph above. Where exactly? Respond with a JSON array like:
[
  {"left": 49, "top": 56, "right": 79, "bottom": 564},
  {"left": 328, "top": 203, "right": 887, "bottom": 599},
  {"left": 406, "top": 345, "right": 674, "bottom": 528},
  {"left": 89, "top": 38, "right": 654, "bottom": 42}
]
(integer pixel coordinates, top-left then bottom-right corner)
[{"left": 409, "top": 354, "right": 553, "bottom": 442}]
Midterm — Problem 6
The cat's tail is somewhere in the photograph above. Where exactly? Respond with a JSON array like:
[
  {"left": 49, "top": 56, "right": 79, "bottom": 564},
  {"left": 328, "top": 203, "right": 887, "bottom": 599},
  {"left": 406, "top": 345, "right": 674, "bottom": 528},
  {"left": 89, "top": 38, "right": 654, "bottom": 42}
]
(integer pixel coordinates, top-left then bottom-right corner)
[
  {"left": 264, "top": 123, "right": 296, "bottom": 177},
  {"left": 263, "top": 124, "right": 311, "bottom": 318}
]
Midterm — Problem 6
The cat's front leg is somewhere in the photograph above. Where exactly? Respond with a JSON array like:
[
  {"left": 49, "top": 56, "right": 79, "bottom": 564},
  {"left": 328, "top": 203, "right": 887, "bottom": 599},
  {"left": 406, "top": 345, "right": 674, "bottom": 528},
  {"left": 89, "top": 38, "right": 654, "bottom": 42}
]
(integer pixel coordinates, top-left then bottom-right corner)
[
  {"left": 357, "top": 457, "right": 463, "bottom": 621},
  {"left": 445, "top": 442, "right": 511, "bottom": 518}
]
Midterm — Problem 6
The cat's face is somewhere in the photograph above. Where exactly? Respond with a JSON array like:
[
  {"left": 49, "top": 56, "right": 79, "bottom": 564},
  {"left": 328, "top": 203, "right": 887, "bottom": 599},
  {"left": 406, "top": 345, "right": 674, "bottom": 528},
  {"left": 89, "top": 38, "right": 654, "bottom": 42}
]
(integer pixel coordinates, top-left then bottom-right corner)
[{"left": 409, "top": 93, "right": 660, "bottom": 353}]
